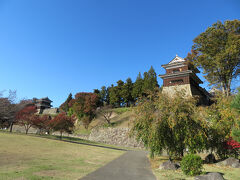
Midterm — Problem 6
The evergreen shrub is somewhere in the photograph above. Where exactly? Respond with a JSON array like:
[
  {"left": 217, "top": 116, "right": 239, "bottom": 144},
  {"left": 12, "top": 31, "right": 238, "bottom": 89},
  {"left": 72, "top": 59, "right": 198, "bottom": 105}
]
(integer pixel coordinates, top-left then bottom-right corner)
[{"left": 181, "top": 154, "right": 203, "bottom": 176}]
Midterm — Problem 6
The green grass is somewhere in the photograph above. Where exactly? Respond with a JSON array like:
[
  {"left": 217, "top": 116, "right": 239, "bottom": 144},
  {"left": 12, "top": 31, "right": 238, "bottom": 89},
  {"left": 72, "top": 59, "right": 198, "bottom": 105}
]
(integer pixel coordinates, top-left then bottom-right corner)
[
  {"left": 112, "top": 107, "right": 132, "bottom": 114},
  {"left": 73, "top": 124, "right": 91, "bottom": 135},
  {"left": 0, "top": 132, "right": 124, "bottom": 180},
  {"left": 150, "top": 156, "right": 240, "bottom": 180}
]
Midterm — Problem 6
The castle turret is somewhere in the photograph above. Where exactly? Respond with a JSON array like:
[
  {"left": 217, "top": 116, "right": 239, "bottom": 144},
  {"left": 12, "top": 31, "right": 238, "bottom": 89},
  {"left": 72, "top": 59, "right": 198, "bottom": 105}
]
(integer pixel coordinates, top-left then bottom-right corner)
[
  {"left": 35, "top": 97, "right": 52, "bottom": 113},
  {"left": 159, "top": 55, "right": 211, "bottom": 105}
]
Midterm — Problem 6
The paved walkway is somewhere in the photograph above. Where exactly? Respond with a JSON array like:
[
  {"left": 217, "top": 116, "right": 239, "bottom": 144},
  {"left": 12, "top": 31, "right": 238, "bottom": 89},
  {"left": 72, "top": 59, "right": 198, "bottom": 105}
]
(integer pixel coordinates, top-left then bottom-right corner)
[{"left": 80, "top": 151, "right": 156, "bottom": 180}]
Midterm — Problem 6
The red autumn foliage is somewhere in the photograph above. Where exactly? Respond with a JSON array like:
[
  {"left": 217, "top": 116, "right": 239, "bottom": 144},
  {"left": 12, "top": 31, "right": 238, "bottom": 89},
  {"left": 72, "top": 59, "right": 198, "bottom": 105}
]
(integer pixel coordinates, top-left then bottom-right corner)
[
  {"left": 33, "top": 115, "right": 52, "bottom": 134},
  {"left": 69, "top": 92, "right": 99, "bottom": 129},
  {"left": 71, "top": 92, "right": 99, "bottom": 115},
  {"left": 225, "top": 137, "right": 240, "bottom": 149},
  {"left": 49, "top": 112, "right": 75, "bottom": 139},
  {"left": 16, "top": 105, "right": 38, "bottom": 134}
]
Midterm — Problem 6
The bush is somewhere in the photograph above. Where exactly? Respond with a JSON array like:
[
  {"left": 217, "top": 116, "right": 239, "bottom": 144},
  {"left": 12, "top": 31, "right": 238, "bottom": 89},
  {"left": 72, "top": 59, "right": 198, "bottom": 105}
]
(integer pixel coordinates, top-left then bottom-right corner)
[{"left": 181, "top": 154, "right": 203, "bottom": 176}]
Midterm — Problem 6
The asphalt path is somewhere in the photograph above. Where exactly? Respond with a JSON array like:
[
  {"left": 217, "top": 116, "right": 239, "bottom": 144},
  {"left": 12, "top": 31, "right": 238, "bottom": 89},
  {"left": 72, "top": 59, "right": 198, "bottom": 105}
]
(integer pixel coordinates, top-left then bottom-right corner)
[{"left": 80, "top": 151, "right": 156, "bottom": 180}]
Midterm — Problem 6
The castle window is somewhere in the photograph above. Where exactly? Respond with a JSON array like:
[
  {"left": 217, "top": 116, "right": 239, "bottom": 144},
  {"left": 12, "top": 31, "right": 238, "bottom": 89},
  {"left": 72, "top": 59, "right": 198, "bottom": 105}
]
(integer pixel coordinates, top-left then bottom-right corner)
[
  {"left": 170, "top": 79, "right": 184, "bottom": 84},
  {"left": 172, "top": 68, "right": 180, "bottom": 73}
]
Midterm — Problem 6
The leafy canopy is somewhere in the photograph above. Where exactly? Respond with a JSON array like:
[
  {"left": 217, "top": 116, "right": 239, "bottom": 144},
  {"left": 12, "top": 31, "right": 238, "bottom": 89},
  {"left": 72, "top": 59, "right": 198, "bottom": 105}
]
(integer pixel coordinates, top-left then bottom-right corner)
[
  {"left": 187, "top": 20, "right": 240, "bottom": 96},
  {"left": 131, "top": 91, "right": 207, "bottom": 158}
]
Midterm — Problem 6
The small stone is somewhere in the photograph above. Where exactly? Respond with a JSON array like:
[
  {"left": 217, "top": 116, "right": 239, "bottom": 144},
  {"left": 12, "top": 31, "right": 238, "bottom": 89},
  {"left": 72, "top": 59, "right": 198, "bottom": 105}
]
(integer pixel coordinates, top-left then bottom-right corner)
[
  {"left": 195, "top": 172, "right": 224, "bottom": 180},
  {"left": 219, "top": 157, "right": 240, "bottom": 168},
  {"left": 159, "top": 160, "right": 180, "bottom": 170},
  {"left": 195, "top": 175, "right": 208, "bottom": 180},
  {"left": 232, "top": 162, "right": 240, "bottom": 168}
]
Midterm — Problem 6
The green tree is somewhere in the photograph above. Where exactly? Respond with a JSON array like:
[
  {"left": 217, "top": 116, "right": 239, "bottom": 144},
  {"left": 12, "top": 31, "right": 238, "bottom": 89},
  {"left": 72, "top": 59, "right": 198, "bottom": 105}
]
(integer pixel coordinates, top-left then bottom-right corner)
[
  {"left": 132, "top": 72, "right": 144, "bottom": 101},
  {"left": 231, "top": 89, "right": 240, "bottom": 113},
  {"left": 121, "top": 78, "right": 134, "bottom": 107},
  {"left": 204, "top": 94, "right": 236, "bottom": 158},
  {"left": 231, "top": 89, "right": 240, "bottom": 142},
  {"left": 93, "top": 89, "right": 102, "bottom": 107},
  {"left": 109, "top": 80, "right": 125, "bottom": 107},
  {"left": 100, "top": 86, "right": 108, "bottom": 105},
  {"left": 59, "top": 93, "right": 72, "bottom": 112},
  {"left": 131, "top": 91, "right": 207, "bottom": 159},
  {"left": 93, "top": 89, "right": 100, "bottom": 94},
  {"left": 186, "top": 20, "right": 240, "bottom": 96},
  {"left": 142, "top": 66, "right": 159, "bottom": 95},
  {"left": 109, "top": 85, "right": 120, "bottom": 107},
  {"left": 232, "top": 121, "right": 240, "bottom": 143}
]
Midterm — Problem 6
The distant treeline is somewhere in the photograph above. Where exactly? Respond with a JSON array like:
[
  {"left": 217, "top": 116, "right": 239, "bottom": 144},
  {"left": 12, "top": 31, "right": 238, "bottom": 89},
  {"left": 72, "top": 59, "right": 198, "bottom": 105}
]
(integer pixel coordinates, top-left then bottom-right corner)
[
  {"left": 60, "top": 66, "right": 159, "bottom": 110},
  {"left": 58, "top": 66, "right": 160, "bottom": 128},
  {"left": 94, "top": 66, "right": 159, "bottom": 107}
]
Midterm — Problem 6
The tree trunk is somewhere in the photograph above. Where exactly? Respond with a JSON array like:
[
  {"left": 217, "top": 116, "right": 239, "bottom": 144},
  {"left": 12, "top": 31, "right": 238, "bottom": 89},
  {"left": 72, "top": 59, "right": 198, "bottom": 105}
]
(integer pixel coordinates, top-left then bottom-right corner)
[
  {"left": 226, "top": 78, "right": 232, "bottom": 97},
  {"left": 60, "top": 131, "right": 62, "bottom": 140},
  {"left": 181, "top": 150, "right": 184, "bottom": 157},
  {"left": 9, "top": 122, "right": 13, "bottom": 133},
  {"left": 221, "top": 82, "right": 226, "bottom": 95},
  {"left": 25, "top": 125, "right": 31, "bottom": 134}
]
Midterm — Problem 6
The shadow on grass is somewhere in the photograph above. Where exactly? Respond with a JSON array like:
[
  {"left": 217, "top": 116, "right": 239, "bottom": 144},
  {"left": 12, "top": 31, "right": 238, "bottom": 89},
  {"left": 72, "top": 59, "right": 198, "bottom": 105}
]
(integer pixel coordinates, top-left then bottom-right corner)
[
  {"left": 33, "top": 134, "right": 129, "bottom": 152},
  {"left": 0, "top": 130, "right": 128, "bottom": 152}
]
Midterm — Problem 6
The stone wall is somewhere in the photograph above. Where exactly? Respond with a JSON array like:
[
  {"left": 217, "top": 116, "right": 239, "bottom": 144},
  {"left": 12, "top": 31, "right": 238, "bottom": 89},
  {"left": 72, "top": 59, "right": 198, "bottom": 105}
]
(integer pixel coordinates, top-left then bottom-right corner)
[
  {"left": 10, "top": 125, "right": 144, "bottom": 149},
  {"left": 89, "top": 127, "right": 144, "bottom": 148},
  {"left": 162, "top": 84, "right": 192, "bottom": 97}
]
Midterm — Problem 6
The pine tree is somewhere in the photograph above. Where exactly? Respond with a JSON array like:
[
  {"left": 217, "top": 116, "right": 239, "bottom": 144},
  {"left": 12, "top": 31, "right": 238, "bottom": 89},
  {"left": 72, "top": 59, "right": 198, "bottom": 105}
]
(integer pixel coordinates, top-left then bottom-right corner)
[
  {"left": 93, "top": 89, "right": 102, "bottom": 107},
  {"left": 121, "top": 78, "right": 134, "bottom": 107},
  {"left": 59, "top": 93, "right": 73, "bottom": 112},
  {"left": 132, "top": 72, "right": 143, "bottom": 101},
  {"left": 93, "top": 89, "right": 100, "bottom": 94},
  {"left": 148, "top": 66, "right": 159, "bottom": 90},
  {"left": 142, "top": 66, "right": 159, "bottom": 95},
  {"left": 109, "top": 80, "right": 125, "bottom": 107},
  {"left": 100, "top": 86, "right": 108, "bottom": 105},
  {"left": 116, "top": 80, "right": 124, "bottom": 106},
  {"left": 109, "top": 85, "right": 119, "bottom": 107},
  {"left": 106, "top": 87, "right": 110, "bottom": 105}
]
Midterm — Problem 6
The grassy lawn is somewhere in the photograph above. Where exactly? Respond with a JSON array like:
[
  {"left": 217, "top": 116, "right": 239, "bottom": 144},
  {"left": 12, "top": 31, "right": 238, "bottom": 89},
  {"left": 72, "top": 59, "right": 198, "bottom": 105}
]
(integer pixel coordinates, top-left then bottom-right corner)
[
  {"left": 0, "top": 132, "right": 124, "bottom": 180},
  {"left": 150, "top": 156, "right": 240, "bottom": 180}
]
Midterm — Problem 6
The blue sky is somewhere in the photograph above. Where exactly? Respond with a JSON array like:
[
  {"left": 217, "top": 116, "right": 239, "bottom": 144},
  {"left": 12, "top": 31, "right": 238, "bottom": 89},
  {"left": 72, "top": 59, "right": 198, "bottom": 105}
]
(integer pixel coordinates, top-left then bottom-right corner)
[{"left": 0, "top": 0, "right": 239, "bottom": 107}]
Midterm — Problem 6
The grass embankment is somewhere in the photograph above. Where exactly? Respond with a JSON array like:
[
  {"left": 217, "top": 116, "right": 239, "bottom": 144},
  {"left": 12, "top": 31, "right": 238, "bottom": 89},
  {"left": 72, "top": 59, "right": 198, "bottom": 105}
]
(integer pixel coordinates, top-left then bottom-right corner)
[
  {"left": 0, "top": 132, "right": 124, "bottom": 180},
  {"left": 73, "top": 107, "right": 134, "bottom": 135},
  {"left": 90, "top": 107, "right": 134, "bottom": 129},
  {"left": 150, "top": 156, "right": 240, "bottom": 180}
]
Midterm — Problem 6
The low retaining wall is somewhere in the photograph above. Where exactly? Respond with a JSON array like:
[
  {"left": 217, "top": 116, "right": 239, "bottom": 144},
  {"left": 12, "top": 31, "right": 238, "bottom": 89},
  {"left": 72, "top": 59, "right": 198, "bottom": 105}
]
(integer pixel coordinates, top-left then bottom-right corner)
[
  {"left": 89, "top": 127, "right": 144, "bottom": 148},
  {"left": 10, "top": 125, "right": 144, "bottom": 149}
]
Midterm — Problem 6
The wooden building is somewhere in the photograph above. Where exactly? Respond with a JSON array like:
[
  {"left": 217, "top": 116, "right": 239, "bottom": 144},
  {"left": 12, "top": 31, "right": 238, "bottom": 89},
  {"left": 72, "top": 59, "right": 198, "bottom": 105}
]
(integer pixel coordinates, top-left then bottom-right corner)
[
  {"left": 33, "top": 97, "right": 52, "bottom": 114},
  {"left": 159, "top": 55, "right": 211, "bottom": 105}
]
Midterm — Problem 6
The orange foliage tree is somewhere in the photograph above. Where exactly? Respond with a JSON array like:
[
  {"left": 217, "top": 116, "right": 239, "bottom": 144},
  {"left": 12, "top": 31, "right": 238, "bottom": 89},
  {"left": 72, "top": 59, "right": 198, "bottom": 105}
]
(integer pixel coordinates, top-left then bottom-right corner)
[
  {"left": 33, "top": 115, "right": 52, "bottom": 134},
  {"left": 69, "top": 92, "right": 99, "bottom": 129},
  {"left": 49, "top": 112, "right": 75, "bottom": 139},
  {"left": 16, "top": 105, "right": 38, "bottom": 134}
]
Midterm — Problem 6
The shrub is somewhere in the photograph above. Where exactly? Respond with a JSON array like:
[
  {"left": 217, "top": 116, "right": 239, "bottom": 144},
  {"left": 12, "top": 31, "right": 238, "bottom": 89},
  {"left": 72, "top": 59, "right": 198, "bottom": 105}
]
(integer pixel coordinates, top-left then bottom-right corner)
[{"left": 181, "top": 154, "right": 203, "bottom": 176}]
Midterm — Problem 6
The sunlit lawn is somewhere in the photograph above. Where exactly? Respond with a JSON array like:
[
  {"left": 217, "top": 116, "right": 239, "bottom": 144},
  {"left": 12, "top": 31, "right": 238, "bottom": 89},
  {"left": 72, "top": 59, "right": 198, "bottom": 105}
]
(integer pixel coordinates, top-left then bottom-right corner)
[
  {"left": 0, "top": 132, "right": 124, "bottom": 180},
  {"left": 151, "top": 156, "right": 240, "bottom": 180}
]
